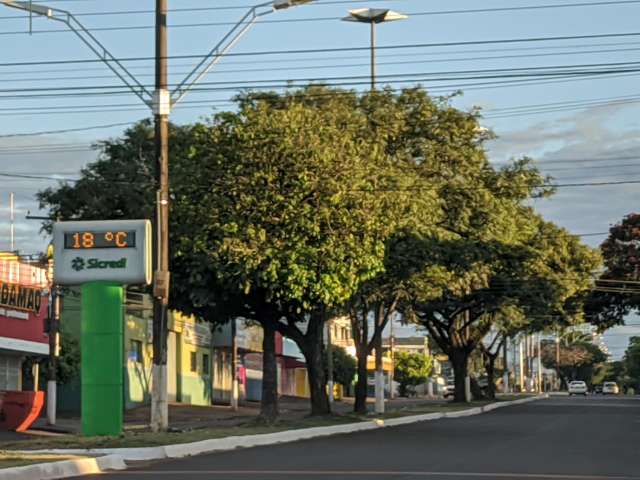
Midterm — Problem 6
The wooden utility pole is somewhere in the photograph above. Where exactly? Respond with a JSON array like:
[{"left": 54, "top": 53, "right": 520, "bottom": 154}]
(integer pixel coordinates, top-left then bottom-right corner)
[{"left": 151, "top": 0, "right": 171, "bottom": 433}]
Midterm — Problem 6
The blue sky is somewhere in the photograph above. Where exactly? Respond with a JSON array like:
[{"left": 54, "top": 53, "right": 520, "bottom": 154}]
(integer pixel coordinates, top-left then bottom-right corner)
[{"left": 0, "top": 0, "right": 639, "bottom": 358}]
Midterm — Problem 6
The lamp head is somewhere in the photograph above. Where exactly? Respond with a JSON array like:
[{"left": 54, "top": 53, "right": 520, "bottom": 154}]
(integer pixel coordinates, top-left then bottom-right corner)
[
  {"left": 1, "top": 0, "right": 52, "bottom": 17},
  {"left": 342, "top": 8, "right": 408, "bottom": 24},
  {"left": 273, "top": 0, "right": 315, "bottom": 10}
]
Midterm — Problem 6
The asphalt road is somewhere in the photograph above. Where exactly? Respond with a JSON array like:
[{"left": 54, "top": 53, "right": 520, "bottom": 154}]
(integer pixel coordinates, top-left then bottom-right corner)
[{"left": 89, "top": 395, "right": 640, "bottom": 480}]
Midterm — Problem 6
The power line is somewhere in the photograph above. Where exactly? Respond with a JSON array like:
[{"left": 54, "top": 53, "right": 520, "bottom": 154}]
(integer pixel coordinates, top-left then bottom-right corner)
[
  {"left": 2, "top": 65, "right": 640, "bottom": 103},
  {"left": 0, "top": 0, "right": 404, "bottom": 19},
  {"left": 5, "top": 59, "right": 640, "bottom": 94},
  {"left": 3, "top": 0, "right": 640, "bottom": 21},
  {"left": 4, "top": 31, "right": 640, "bottom": 68},
  {"left": 8, "top": 40, "right": 640, "bottom": 77},
  {"left": 0, "top": 121, "right": 139, "bottom": 138},
  {"left": 7, "top": 46, "right": 640, "bottom": 86},
  {"left": 4, "top": 2, "right": 640, "bottom": 33}
]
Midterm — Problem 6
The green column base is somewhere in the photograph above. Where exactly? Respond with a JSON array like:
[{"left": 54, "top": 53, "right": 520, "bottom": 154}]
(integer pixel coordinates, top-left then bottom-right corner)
[{"left": 81, "top": 282, "right": 123, "bottom": 436}]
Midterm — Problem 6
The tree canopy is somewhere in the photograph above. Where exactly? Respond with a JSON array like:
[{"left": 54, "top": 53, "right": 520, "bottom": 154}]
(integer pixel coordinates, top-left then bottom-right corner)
[
  {"left": 587, "top": 213, "right": 640, "bottom": 331},
  {"left": 37, "top": 84, "right": 603, "bottom": 412},
  {"left": 394, "top": 352, "right": 433, "bottom": 397}
]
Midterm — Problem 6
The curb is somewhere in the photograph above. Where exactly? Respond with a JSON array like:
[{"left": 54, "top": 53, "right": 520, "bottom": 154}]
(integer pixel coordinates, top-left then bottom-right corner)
[
  {"left": 3, "top": 394, "right": 547, "bottom": 478},
  {"left": 0, "top": 454, "right": 126, "bottom": 480}
]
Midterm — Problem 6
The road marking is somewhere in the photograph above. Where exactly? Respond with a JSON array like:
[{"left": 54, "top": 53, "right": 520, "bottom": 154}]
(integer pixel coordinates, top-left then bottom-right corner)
[
  {"left": 531, "top": 402, "right": 640, "bottom": 408},
  {"left": 113, "top": 470, "right": 640, "bottom": 479}
]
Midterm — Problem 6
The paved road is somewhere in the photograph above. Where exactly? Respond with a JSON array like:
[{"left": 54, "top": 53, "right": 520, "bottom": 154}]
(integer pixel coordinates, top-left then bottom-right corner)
[{"left": 90, "top": 395, "right": 640, "bottom": 480}]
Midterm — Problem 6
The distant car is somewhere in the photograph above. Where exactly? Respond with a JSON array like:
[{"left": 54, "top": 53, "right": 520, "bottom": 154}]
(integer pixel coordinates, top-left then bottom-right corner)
[
  {"left": 443, "top": 379, "right": 455, "bottom": 398},
  {"left": 593, "top": 384, "right": 603, "bottom": 394},
  {"left": 568, "top": 380, "right": 588, "bottom": 396},
  {"left": 602, "top": 381, "right": 619, "bottom": 395}
]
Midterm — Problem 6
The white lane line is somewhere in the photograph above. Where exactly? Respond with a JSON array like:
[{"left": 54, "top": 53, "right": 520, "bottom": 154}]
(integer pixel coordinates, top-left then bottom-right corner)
[
  {"left": 529, "top": 403, "right": 640, "bottom": 408},
  {"left": 112, "top": 470, "right": 640, "bottom": 479}
]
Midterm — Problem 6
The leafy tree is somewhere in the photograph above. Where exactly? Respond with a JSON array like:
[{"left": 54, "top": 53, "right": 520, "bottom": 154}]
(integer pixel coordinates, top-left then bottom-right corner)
[
  {"left": 36, "top": 121, "right": 283, "bottom": 420},
  {"left": 478, "top": 332, "right": 507, "bottom": 400},
  {"left": 394, "top": 352, "right": 433, "bottom": 397},
  {"left": 174, "top": 86, "right": 412, "bottom": 416},
  {"left": 593, "top": 360, "right": 625, "bottom": 386},
  {"left": 541, "top": 333, "right": 608, "bottom": 387},
  {"left": 323, "top": 346, "right": 356, "bottom": 388},
  {"left": 587, "top": 214, "right": 640, "bottom": 331},
  {"left": 405, "top": 205, "right": 599, "bottom": 402},
  {"left": 345, "top": 88, "right": 491, "bottom": 413},
  {"left": 623, "top": 336, "right": 640, "bottom": 390}
]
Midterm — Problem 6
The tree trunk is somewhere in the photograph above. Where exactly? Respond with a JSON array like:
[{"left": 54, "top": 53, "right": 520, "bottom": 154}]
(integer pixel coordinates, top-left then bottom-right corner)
[
  {"left": 354, "top": 348, "right": 368, "bottom": 414},
  {"left": 299, "top": 312, "right": 330, "bottom": 415},
  {"left": 351, "top": 305, "right": 370, "bottom": 415},
  {"left": 259, "top": 320, "right": 278, "bottom": 424},
  {"left": 302, "top": 340, "right": 330, "bottom": 415},
  {"left": 485, "top": 357, "right": 496, "bottom": 400},
  {"left": 450, "top": 348, "right": 469, "bottom": 403}
]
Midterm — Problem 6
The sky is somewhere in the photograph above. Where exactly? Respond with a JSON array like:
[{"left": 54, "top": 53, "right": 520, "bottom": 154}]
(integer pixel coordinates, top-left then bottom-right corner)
[{"left": 0, "top": 0, "right": 639, "bottom": 359}]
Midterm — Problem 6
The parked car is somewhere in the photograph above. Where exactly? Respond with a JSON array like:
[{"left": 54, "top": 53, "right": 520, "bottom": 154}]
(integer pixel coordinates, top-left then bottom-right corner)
[
  {"left": 602, "top": 381, "right": 619, "bottom": 395},
  {"left": 568, "top": 380, "right": 588, "bottom": 396},
  {"left": 443, "top": 378, "right": 455, "bottom": 398},
  {"left": 593, "top": 384, "right": 603, "bottom": 394}
]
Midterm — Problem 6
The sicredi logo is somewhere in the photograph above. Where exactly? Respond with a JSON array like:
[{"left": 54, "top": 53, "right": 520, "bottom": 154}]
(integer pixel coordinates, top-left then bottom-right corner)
[{"left": 71, "top": 257, "right": 127, "bottom": 272}]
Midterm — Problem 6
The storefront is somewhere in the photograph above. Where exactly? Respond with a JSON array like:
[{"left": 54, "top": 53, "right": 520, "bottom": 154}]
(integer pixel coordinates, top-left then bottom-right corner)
[{"left": 0, "top": 256, "right": 49, "bottom": 390}]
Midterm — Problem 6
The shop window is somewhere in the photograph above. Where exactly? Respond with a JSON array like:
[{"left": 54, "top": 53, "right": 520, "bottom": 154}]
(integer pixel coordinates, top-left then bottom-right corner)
[
  {"left": 190, "top": 351, "right": 197, "bottom": 372},
  {"left": 203, "top": 354, "right": 210, "bottom": 375},
  {"left": 0, "top": 356, "right": 20, "bottom": 390},
  {"left": 130, "top": 340, "right": 143, "bottom": 364}
]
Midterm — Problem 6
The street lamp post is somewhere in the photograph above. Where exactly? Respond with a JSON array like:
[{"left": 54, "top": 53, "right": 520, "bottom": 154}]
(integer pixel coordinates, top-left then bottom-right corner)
[
  {"left": 342, "top": 7, "right": 407, "bottom": 415},
  {"left": 2, "top": 0, "right": 315, "bottom": 432},
  {"left": 342, "top": 8, "right": 408, "bottom": 91},
  {"left": 556, "top": 334, "right": 561, "bottom": 391}
]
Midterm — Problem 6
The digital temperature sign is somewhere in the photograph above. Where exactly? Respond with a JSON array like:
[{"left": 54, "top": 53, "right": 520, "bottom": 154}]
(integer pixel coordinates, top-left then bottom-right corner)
[
  {"left": 64, "top": 231, "right": 136, "bottom": 249},
  {"left": 53, "top": 220, "right": 151, "bottom": 285}
]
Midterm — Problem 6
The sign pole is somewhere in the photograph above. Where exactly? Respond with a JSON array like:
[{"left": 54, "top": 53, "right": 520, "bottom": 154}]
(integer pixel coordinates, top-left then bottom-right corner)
[{"left": 81, "top": 282, "right": 124, "bottom": 436}]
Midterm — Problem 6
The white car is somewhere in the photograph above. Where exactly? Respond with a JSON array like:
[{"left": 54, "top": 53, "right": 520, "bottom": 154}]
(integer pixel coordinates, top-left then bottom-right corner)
[
  {"left": 568, "top": 381, "right": 588, "bottom": 396},
  {"left": 602, "top": 381, "right": 619, "bottom": 395},
  {"left": 443, "top": 380, "right": 455, "bottom": 398}
]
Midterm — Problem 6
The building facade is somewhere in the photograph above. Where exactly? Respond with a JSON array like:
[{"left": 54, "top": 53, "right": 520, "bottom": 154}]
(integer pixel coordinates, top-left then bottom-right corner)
[{"left": 0, "top": 255, "right": 49, "bottom": 392}]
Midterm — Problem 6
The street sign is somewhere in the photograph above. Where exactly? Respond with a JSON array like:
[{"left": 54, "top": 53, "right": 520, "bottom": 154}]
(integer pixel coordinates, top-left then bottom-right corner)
[{"left": 52, "top": 220, "right": 152, "bottom": 285}]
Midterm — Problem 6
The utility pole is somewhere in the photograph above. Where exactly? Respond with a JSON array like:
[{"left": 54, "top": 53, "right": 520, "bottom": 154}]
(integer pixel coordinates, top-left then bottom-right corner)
[
  {"left": 537, "top": 334, "right": 542, "bottom": 393},
  {"left": 151, "top": 0, "right": 171, "bottom": 433},
  {"left": 47, "top": 286, "right": 60, "bottom": 425},
  {"left": 389, "top": 314, "right": 395, "bottom": 400},
  {"left": 231, "top": 318, "right": 238, "bottom": 411},
  {"left": 555, "top": 334, "right": 561, "bottom": 391},
  {"left": 519, "top": 337, "right": 525, "bottom": 392},
  {"left": 502, "top": 336, "right": 509, "bottom": 394},
  {"left": 9, "top": 192, "right": 14, "bottom": 251},
  {"left": 326, "top": 321, "right": 334, "bottom": 403},
  {"left": 375, "top": 336, "right": 384, "bottom": 412}
]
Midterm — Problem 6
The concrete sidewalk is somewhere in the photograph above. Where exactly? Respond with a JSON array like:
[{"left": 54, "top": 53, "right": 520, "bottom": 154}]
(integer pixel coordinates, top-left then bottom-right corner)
[{"left": 25, "top": 395, "right": 450, "bottom": 437}]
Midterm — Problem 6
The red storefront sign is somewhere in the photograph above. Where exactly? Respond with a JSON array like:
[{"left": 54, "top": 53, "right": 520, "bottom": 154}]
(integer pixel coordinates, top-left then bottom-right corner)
[{"left": 0, "top": 259, "right": 49, "bottom": 355}]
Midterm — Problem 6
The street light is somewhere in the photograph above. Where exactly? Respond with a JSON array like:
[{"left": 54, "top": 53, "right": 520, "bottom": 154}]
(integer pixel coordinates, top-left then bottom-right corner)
[
  {"left": 342, "top": 8, "right": 408, "bottom": 90},
  {"left": 274, "top": 0, "right": 315, "bottom": 9},
  {"left": 1, "top": 0, "right": 315, "bottom": 432},
  {"left": 342, "top": 7, "right": 407, "bottom": 416}
]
